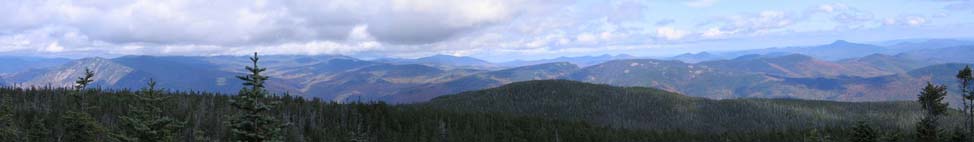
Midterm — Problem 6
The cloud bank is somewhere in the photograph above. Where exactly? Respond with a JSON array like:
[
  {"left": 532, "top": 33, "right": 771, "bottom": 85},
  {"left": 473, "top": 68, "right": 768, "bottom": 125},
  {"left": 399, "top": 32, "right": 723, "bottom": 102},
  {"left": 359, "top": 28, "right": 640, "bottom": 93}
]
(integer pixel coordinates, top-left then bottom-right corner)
[{"left": 0, "top": 0, "right": 970, "bottom": 60}]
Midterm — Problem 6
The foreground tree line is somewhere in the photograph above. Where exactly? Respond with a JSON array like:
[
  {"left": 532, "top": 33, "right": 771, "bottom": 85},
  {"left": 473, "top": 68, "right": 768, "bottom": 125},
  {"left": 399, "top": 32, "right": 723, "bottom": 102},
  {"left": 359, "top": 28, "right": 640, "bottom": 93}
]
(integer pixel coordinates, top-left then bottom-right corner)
[{"left": 0, "top": 53, "right": 972, "bottom": 141}]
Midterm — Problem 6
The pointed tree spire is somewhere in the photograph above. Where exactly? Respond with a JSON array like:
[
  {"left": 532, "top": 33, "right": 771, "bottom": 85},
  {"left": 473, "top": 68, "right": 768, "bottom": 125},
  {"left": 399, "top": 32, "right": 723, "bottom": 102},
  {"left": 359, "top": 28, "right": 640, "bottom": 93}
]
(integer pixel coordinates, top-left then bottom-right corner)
[
  {"left": 917, "top": 82, "right": 949, "bottom": 141},
  {"left": 113, "top": 79, "right": 185, "bottom": 142},
  {"left": 228, "top": 52, "right": 285, "bottom": 142},
  {"left": 63, "top": 67, "right": 109, "bottom": 142},
  {"left": 75, "top": 68, "right": 95, "bottom": 90}
]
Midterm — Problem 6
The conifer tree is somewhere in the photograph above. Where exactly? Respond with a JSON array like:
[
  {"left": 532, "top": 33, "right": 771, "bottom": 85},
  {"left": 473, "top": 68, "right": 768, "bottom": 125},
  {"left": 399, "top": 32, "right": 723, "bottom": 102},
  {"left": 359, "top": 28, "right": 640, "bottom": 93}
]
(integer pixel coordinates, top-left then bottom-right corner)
[
  {"left": 227, "top": 52, "right": 285, "bottom": 142},
  {"left": 957, "top": 65, "right": 974, "bottom": 139},
  {"left": 917, "top": 82, "right": 949, "bottom": 142},
  {"left": 114, "top": 79, "right": 185, "bottom": 142},
  {"left": 850, "top": 121, "right": 877, "bottom": 142},
  {"left": 62, "top": 68, "right": 109, "bottom": 142}
]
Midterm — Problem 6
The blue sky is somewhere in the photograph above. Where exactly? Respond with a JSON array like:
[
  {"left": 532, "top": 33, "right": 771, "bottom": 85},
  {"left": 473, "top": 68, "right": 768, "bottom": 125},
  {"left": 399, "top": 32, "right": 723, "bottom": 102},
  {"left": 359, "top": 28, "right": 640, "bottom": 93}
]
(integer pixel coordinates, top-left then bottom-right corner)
[{"left": 1, "top": 0, "right": 972, "bottom": 62}]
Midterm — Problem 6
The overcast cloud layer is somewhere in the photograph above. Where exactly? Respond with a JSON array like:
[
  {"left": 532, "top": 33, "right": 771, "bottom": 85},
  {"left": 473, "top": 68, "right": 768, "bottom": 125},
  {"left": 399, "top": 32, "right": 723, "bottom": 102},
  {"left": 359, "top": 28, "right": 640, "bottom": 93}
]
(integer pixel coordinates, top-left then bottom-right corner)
[{"left": 1, "top": 0, "right": 973, "bottom": 61}]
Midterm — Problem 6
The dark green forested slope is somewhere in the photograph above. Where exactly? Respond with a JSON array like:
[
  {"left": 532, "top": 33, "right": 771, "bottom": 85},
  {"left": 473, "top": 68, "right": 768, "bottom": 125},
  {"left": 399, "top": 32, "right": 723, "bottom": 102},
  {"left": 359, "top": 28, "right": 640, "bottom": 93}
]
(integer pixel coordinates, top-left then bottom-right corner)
[
  {"left": 0, "top": 86, "right": 833, "bottom": 142},
  {"left": 0, "top": 80, "right": 966, "bottom": 141},
  {"left": 420, "top": 80, "right": 961, "bottom": 133}
]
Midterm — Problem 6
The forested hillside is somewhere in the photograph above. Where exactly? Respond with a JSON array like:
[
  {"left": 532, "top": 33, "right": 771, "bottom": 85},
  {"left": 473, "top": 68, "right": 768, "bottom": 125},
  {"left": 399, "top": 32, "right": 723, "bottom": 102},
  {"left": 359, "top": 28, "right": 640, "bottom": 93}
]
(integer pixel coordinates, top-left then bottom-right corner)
[
  {"left": 0, "top": 86, "right": 879, "bottom": 142},
  {"left": 420, "top": 80, "right": 961, "bottom": 133}
]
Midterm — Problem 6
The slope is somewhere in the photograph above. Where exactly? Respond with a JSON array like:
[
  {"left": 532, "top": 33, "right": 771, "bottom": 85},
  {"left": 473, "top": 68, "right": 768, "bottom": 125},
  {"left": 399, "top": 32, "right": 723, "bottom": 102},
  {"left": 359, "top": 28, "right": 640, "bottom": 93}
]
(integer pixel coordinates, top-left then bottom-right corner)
[
  {"left": 700, "top": 54, "right": 891, "bottom": 78},
  {"left": 420, "top": 80, "right": 953, "bottom": 133}
]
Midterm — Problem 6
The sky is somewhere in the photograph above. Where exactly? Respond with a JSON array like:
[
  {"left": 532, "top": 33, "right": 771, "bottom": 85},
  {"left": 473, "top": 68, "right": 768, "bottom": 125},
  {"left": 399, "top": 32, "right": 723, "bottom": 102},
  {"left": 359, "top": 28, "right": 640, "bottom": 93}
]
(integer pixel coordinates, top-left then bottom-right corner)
[{"left": 1, "top": 0, "right": 973, "bottom": 62}]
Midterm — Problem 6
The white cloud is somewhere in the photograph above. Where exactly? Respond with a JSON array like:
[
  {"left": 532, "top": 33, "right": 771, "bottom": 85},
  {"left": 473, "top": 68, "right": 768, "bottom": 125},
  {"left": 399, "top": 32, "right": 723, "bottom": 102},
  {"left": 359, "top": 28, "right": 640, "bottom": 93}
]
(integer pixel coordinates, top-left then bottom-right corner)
[
  {"left": 656, "top": 27, "right": 688, "bottom": 40},
  {"left": 0, "top": 0, "right": 965, "bottom": 60},
  {"left": 699, "top": 10, "right": 796, "bottom": 37},
  {"left": 882, "top": 16, "right": 929, "bottom": 26},
  {"left": 701, "top": 27, "right": 731, "bottom": 38},
  {"left": 348, "top": 25, "right": 375, "bottom": 42},
  {"left": 42, "top": 42, "right": 64, "bottom": 52},
  {"left": 818, "top": 3, "right": 848, "bottom": 13},
  {"left": 0, "top": 0, "right": 537, "bottom": 46},
  {"left": 685, "top": 0, "right": 718, "bottom": 8},
  {"left": 575, "top": 33, "right": 599, "bottom": 43},
  {"left": 905, "top": 17, "right": 928, "bottom": 26}
]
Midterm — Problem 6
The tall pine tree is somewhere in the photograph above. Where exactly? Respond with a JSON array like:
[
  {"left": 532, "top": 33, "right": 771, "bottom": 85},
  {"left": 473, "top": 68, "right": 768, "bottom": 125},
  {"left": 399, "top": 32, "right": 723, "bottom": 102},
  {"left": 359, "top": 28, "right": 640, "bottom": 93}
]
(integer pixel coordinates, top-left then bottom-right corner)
[
  {"left": 227, "top": 52, "right": 285, "bottom": 142},
  {"left": 62, "top": 68, "right": 109, "bottom": 142},
  {"left": 958, "top": 65, "right": 974, "bottom": 140},
  {"left": 113, "top": 79, "right": 185, "bottom": 142},
  {"left": 917, "top": 82, "right": 949, "bottom": 142}
]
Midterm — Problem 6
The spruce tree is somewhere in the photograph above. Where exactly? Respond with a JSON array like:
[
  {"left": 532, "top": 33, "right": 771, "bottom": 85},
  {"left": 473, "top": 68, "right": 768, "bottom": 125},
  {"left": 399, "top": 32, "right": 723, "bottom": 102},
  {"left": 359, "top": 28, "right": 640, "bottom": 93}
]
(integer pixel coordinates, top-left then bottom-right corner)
[
  {"left": 227, "top": 52, "right": 285, "bottom": 142},
  {"left": 62, "top": 68, "right": 109, "bottom": 142},
  {"left": 113, "top": 79, "right": 185, "bottom": 142},
  {"left": 851, "top": 121, "right": 877, "bottom": 142},
  {"left": 917, "top": 82, "right": 949, "bottom": 142},
  {"left": 958, "top": 65, "right": 974, "bottom": 139}
]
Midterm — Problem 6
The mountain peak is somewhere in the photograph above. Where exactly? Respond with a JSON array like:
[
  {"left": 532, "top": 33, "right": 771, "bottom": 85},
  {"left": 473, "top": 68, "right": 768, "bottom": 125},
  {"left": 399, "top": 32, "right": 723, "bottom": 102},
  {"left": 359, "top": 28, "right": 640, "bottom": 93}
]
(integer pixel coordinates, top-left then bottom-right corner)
[
  {"left": 773, "top": 54, "right": 815, "bottom": 61},
  {"left": 429, "top": 54, "right": 458, "bottom": 58},
  {"left": 616, "top": 54, "right": 635, "bottom": 58},
  {"left": 831, "top": 40, "right": 851, "bottom": 45},
  {"left": 75, "top": 57, "right": 112, "bottom": 63}
]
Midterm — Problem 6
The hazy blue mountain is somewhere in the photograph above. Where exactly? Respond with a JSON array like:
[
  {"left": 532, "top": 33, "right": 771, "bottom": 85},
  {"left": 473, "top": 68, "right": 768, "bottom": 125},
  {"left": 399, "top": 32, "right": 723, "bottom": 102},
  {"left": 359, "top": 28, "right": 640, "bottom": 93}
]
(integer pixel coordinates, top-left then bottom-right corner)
[
  {"left": 0, "top": 56, "right": 70, "bottom": 74},
  {"left": 882, "top": 38, "right": 974, "bottom": 53},
  {"left": 4, "top": 55, "right": 489, "bottom": 103},
  {"left": 396, "top": 62, "right": 580, "bottom": 103},
  {"left": 9, "top": 56, "right": 243, "bottom": 93},
  {"left": 838, "top": 53, "right": 934, "bottom": 74},
  {"left": 699, "top": 54, "right": 892, "bottom": 78},
  {"left": 3, "top": 47, "right": 969, "bottom": 104},
  {"left": 500, "top": 54, "right": 635, "bottom": 67},
  {"left": 374, "top": 54, "right": 499, "bottom": 70},
  {"left": 895, "top": 45, "right": 974, "bottom": 64},
  {"left": 16, "top": 57, "right": 136, "bottom": 88},
  {"left": 560, "top": 55, "right": 972, "bottom": 104},
  {"left": 563, "top": 58, "right": 796, "bottom": 99},
  {"left": 109, "top": 56, "right": 243, "bottom": 93},
  {"left": 668, "top": 52, "right": 726, "bottom": 63},
  {"left": 727, "top": 40, "right": 888, "bottom": 60}
]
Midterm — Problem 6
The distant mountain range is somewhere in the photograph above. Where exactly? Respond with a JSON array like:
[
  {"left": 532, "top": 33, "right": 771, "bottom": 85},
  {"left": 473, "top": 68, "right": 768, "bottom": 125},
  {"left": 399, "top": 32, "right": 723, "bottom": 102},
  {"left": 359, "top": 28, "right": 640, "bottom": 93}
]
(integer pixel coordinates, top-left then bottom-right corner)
[
  {"left": 500, "top": 54, "right": 636, "bottom": 67},
  {"left": 0, "top": 56, "right": 70, "bottom": 74},
  {"left": 670, "top": 39, "right": 974, "bottom": 63},
  {"left": 373, "top": 54, "right": 501, "bottom": 70},
  {"left": 1, "top": 39, "right": 973, "bottom": 104}
]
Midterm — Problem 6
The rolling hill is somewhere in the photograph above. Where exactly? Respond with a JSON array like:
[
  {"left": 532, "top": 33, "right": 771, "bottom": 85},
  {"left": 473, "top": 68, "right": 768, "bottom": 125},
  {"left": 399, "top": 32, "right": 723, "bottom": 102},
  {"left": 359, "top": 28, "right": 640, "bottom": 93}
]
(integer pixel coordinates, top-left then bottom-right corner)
[
  {"left": 419, "top": 80, "right": 954, "bottom": 133},
  {"left": 699, "top": 54, "right": 891, "bottom": 78}
]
